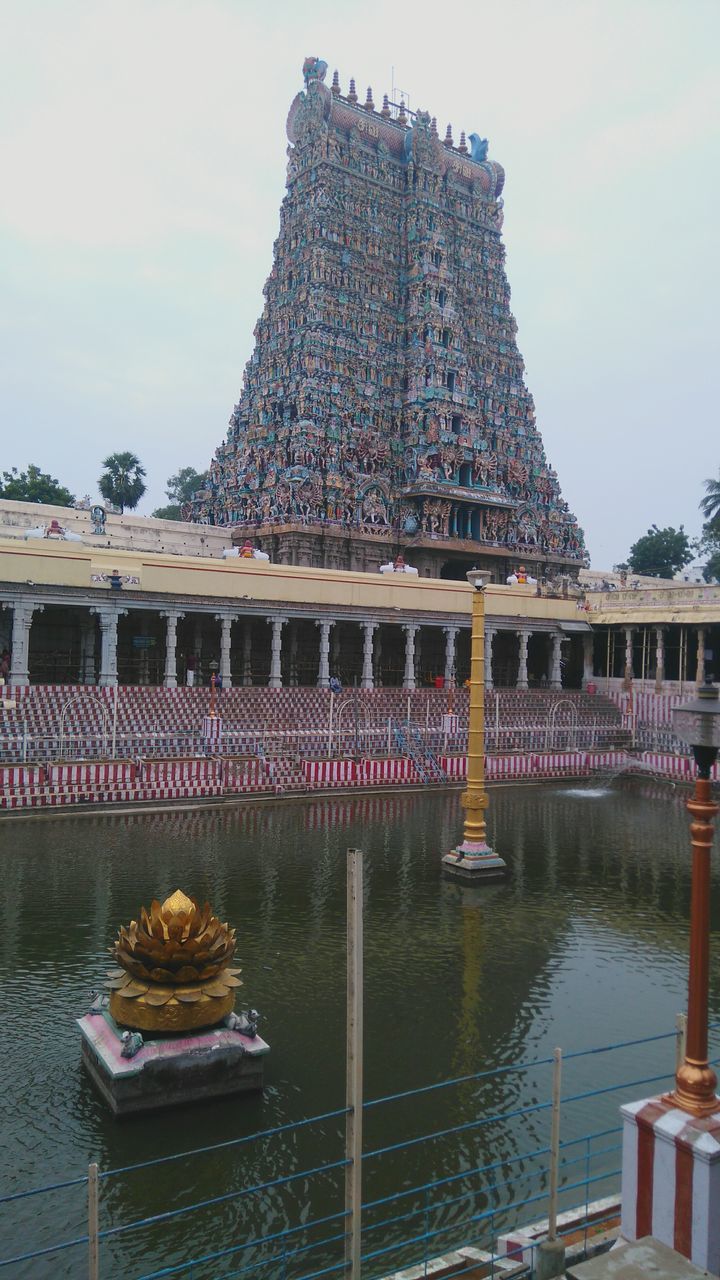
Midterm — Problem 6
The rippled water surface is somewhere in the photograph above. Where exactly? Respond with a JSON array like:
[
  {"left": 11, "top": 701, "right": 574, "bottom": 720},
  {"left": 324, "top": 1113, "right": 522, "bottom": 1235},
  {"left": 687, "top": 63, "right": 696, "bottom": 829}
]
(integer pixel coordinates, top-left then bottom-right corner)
[{"left": 1, "top": 783, "right": 719, "bottom": 1278}]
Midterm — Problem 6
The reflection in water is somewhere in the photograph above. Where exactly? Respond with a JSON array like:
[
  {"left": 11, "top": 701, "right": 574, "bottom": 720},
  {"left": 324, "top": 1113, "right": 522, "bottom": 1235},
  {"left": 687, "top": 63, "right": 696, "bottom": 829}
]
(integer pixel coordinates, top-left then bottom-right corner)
[{"left": 0, "top": 784, "right": 718, "bottom": 1278}]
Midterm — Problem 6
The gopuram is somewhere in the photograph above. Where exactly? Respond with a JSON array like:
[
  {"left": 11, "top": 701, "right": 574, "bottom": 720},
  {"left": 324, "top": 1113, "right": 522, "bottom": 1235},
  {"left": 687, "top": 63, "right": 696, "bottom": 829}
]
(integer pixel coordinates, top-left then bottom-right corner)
[{"left": 192, "top": 58, "right": 587, "bottom": 582}]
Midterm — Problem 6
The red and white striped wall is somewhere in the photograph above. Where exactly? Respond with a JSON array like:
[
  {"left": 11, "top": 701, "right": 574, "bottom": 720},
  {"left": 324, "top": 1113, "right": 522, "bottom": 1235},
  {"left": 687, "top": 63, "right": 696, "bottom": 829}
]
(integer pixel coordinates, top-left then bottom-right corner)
[
  {"left": 303, "top": 759, "right": 358, "bottom": 786},
  {"left": 360, "top": 757, "right": 418, "bottom": 785},
  {"left": 621, "top": 1096, "right": 720, "bottom": 1273},
  {"left": 46, "top": 761, "right": 134, "bottom": 786}
]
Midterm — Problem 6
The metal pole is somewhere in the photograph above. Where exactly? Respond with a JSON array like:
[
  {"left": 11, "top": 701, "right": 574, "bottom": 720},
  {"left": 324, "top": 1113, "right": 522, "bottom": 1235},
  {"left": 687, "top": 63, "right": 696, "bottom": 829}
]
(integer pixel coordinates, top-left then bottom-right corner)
[
  {"left": 22, "top": 719, "right": 28, "bottom": 763},
  {"left": 88, "top": 1161, "right": 99, "bottom": 1280},
  {"left": 111, "top": 685, "right": 118, "bottom": 759},
  {"left": 548, "top": 1047, "right": 562, "bottom": 1241},
  {"left": 386, "top": 717, "right": 391, "bottom": 755},
  {"left": 345, "top": 848, "right": 363, "bottom": 1280},
  {"left": 329, "top": 690, "right": 335, "bottom": 758}
]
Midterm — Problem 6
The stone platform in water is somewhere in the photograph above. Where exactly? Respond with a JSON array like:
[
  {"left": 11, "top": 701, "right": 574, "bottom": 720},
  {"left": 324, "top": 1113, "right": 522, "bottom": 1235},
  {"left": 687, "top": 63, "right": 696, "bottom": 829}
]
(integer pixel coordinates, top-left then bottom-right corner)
[{"left": 78, "top": 1011, "right": 269, "bottom": 1116}]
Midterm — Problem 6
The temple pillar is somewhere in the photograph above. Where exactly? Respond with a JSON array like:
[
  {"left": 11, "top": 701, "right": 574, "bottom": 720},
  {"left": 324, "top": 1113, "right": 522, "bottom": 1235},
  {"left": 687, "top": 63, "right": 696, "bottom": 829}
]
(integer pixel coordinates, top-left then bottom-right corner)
[
  {"left": 316, "top": 620, "right": 334, "bottom": 688},
  {"left": 161, "top": 610, "right": 184, "bottom": 689},
  {"left": 516, "top": 629, "right": 530, "bottom": 690},
  {"left": 80, "top": 615, "right": 97, "bottom": 685},
  {"left": 550, "top": 632, "right": 563, "bottom": 690},
  {"left": 288, "top": 623, "right": 299, "bottom": 687},
  {"left": 361, "top": 622, "right": 377, "bottom": 689},
  {"left": 215, "top": 613, "right": 237, "bottom": 688},
  {"left": 484, "top": 627, "right": 496, "bottom": 690},
  {"left": 582, "top": 633, "right": 594, "bottom": 688},
  {"left": 402, "top": 624, "right": 418, "bottom": 690},
  {"left": 373, "top": 629, "right": 383, "bottom": 687},
  {"left": 193, "top": 617, "right": 204, "bottom": 686},
  {"left": 92, "top": 606, "right": 128, "bottom": 687},
  {"left": 4, "top": 600, "right": 43, "bottom": 689},
  {"left": 654, "top": 626, "right": 665, "bottom": 693},
  {"left": 242, "top": 624, "right": 253, "bottom": 686},
  {"left": 623, "top": 626, "right": 634, "bottom": 690},
  {"left": 696, "top": 627, "right": 706, "bottom": 687},
  {"left": 443, "top": 625, "right": 459, "bottom": 686},
  {"left": 268, "top": 616, "right": 287, "bottom": 688}
]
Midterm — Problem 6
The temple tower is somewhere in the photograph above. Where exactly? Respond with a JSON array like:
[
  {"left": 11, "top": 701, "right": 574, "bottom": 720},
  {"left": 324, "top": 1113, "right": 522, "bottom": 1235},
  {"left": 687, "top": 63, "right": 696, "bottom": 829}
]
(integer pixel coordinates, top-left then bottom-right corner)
[{"left": 193, "top": 58, "right": 587, "bottom": 581}]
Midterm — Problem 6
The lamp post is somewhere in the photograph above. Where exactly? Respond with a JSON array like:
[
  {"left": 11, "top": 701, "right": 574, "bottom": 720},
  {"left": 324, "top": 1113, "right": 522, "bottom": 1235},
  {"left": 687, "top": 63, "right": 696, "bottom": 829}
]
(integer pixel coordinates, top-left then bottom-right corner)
[
  {"left": 442, "top": 569, "right": 507, "bottom": 881},
  {"left": 667, "top": 681, "right": 720, "bottom": 1117},
  {"left": 208, "top": 660, "right": 220, "bottom": 718}
]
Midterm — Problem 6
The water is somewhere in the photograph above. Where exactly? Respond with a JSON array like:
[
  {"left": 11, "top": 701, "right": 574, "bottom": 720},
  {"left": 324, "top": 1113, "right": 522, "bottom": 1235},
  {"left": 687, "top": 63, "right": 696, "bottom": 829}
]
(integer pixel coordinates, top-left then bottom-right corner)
[{"left": 1, "top": 783, "right": 719, "bottom": 1278}]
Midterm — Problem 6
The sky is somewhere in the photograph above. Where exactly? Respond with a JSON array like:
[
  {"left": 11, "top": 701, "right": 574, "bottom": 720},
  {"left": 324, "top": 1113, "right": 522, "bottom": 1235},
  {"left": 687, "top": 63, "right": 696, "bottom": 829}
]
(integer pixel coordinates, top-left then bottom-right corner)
[{"left": 1, "top": 0, "right": 719, "bottom": 569}]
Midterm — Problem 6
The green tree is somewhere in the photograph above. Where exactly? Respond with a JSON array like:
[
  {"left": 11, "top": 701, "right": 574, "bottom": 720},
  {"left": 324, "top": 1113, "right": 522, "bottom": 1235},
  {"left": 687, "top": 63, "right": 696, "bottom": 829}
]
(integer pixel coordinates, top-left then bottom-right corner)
[
  {"left": 99, "top": 452, "right": 147, "bottom": 514},
  {"left": 152, "top": 466, "right": 208, "bottom": 521},
  {"left": 627, "top": 525, "right": 695, "bottom": 578},
  {"left": 700, "top": 469, "right": 720, "bottom": 535},
  {"left": 0, "top": 464, "right": 75, "bottom": 507}
]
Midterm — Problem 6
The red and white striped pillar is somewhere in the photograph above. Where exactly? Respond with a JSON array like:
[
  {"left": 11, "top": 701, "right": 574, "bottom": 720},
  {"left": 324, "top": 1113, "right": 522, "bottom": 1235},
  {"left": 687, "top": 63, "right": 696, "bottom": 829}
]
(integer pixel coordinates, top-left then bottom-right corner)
[{"left": 621, "top": 1096, "right": 720, "bottom": 1271}]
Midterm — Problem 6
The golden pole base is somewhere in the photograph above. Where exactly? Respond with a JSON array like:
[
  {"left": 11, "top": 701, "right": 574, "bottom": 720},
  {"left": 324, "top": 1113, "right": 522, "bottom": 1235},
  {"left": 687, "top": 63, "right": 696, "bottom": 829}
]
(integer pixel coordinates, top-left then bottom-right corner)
[{"left": 666, "top": 1061, "right": 720, "bottom": 1118}]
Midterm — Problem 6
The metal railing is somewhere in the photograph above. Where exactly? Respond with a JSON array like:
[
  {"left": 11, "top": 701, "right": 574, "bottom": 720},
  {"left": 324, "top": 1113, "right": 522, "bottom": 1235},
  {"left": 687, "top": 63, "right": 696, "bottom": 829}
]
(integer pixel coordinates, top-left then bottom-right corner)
[
  {"left": 2, "top": 1021, "right": 717, "bottom": 1279},
  {"left": 0, "top": 722, "right": 630, "bottom": 766}
]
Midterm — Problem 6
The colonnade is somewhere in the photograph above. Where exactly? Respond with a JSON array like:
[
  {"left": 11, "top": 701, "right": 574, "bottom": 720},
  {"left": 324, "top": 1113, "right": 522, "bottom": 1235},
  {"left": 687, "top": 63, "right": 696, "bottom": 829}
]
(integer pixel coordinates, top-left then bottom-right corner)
[{"left": 0, "top": 597, "right": 588, "bottom": 692}]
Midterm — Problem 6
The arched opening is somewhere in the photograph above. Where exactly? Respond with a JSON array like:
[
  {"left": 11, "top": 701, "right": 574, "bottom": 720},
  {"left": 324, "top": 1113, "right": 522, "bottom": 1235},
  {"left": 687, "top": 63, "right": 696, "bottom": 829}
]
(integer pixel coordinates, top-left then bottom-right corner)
[{"left": 459, "top": 463, "right": 472, "bottom": 487}]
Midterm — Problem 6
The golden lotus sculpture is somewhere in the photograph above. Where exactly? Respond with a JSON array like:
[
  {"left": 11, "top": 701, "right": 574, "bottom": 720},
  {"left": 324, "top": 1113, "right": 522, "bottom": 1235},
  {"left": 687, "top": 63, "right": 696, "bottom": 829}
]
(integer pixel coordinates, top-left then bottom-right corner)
[{"left": 106, "top": 889, "right": 242, "bottom": 1033}]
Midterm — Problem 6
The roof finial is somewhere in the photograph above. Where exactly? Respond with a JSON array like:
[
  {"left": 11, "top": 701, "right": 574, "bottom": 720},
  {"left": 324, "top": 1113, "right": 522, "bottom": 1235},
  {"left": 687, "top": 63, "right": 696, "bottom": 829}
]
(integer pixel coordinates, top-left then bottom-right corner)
[
  {"left": 364, "top": 85, "right": 375, "bottom": 112},
  {"left": 458, "top": 130, "right": 468, "bottom": 154},
  {"left": 397, "top": 98, "right": 408, "bottom": 126},
  {"left": 381, "top": 93, "right": 391, "bottom": 119},
  {"left": 331, "top": 69, "right": 340, "bottom": 97},
  {"left": 347, "top": 77, "right": 358, "bottom": 105},
  {"left": 430, "top": 116, "right": 438, "bottom": 139},
  {"left": 444, "top": 124, "right": 453, "bottom": 148}
]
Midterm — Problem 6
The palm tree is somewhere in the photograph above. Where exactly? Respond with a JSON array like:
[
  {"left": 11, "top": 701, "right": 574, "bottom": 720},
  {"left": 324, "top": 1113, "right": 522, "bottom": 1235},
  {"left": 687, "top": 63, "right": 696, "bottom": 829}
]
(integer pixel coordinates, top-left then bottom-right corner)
[
  {"left": 700, "top": 470, "right": 720, "bottom": 533},
  {"left": 99, "top": 452, "right": 147, "bottom": 514}
]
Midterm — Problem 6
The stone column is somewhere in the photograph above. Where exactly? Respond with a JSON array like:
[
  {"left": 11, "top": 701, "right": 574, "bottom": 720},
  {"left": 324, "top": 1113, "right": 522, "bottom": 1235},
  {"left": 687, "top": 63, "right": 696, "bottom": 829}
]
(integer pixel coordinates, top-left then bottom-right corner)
[
  {"left": 402, "top": 624, "right": 418, "bottom": 690},
  {"left": 242, "top": 623, "right": 253, "bottom": 686},
  {"left": 550, "top": 632, "right": 563, "bottom": 690},
  {"left": 654, "top": 626, "right": 665, "bottom": 693},
  {"left": 484, "top": 627, "right": 496, "bottom": 690},
  {"left": 193, "top": 617, "right": 204, "bottom": 685},
  {"left": 316, "top": 620, "right": 334, "bottom": 688},
  {"left": 215, "top": 613, "right": 238, "bottom": 688},
  {"left": 443, "top": 626, "right": 459, "bottom": 686},
  {"left": 696, "top": 627, "right": 706, "bottom": 687},
  {"left": 80, "top": 615, "right": 97, "bottom": 685},
  {"left": 5, "top": 600, "right": 43, "bottom": 689},
  {"left": 516, "top": 629, "right": 530, "bottom": 690},
  {"left": 623, "top": 626, "right": 634, "bottom": 690},
  {"left": 582, "top": 633, "right": 594, "bottom": 688},
  {"left": 92, "top": 606, "right": 128, "bottom": 687},
  {"left": 267, "top": 616, "right": 287, "bottom": 688},
  {"left": 288, "top": 623, "right": 299, "bottom": 687},
  {"left": 161, "top": 610, "right": 184, "bottom": 689},
  {"left": 373, "top": 629, "right": 383, "bottom": 687},
  {"left": 361, "top": 622, "right": 377, "bottom": 689}
]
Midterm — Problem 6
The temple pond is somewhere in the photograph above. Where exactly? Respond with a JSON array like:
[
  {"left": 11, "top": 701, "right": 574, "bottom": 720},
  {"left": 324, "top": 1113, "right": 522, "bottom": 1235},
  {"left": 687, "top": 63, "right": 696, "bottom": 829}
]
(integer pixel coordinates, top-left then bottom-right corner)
[{"left": 1, "top": 783, "right": 719, "bottom": 1277}]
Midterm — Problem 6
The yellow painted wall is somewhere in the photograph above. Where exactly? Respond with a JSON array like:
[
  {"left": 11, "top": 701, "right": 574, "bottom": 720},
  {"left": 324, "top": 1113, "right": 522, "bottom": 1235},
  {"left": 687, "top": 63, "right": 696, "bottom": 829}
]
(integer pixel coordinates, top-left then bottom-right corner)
[{"left": 0, "top": 537, "right": 584, "bottom": 624}]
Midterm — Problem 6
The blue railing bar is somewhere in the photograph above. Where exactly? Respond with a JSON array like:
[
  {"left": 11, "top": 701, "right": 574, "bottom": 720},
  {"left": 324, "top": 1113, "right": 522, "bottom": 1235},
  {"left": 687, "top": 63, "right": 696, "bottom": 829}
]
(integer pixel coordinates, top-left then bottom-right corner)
[
  {"left": 202, "top": 1227, "right": 351, "bottom": 1280},
  {"left": 560, "top": 1124, "right": 621, "bottom": 1148},
  {"left": 0, "top": 1234, "right": 87, "bottom": 1268},
  {"left": 100, "top": 1157, "right": 350, "bottom": 1240},
  {"left": 365, "top": 1096, "right": 552, "bottom": 1160},
  {"left": 363, "top": 1141, "right": 553, "bottom": 1212},
  {"left": 100, "top": 1106, "right": 350, "bottom": 1181},
  {"left": 559, "top": 1142, "right": 621, "bottom": 1173},
  {"left": 365, "top": 1026, "right": 686, "bottom": 1111},
  {"left": 0, "top": 1172, "right": 88, "bottom": 1206},
  {"left": 135, "top": 1209, "right": 351, "bottom": 1277},
  {"left": 364, "top": 1054, "right": 554, "bottom": 1108},
  {"left": 292, "top": 1260, "right": 348, "bottom": 1280},
  {"left": 560, "top": 1069, "right": 673, "bottom": 1106}
]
